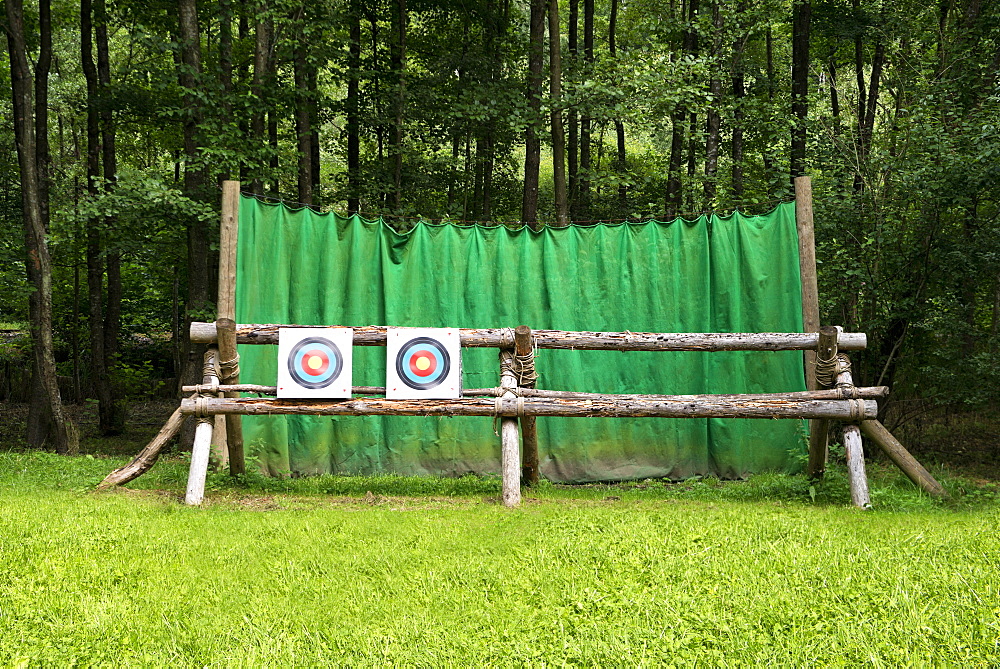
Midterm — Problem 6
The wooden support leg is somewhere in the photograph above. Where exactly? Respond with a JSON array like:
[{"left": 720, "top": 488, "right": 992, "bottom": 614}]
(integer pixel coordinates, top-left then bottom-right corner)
[
  {"left": 501, "top": 417, "right": 521, "bottom": 507},
  {"left": 808, "top": 326, "right": 840, "bottom": 478},
  {"left": 860, "top": 420, "right": 949, "bottom": 499},
  {"left": 842, "top": 424, "right": 871, "bottom": 509},
  {"left": 185, "top": 419, "right": 214, "bottom": 506},
  {"left": 96, "top": 408, "right": 185, "bottom": 489},
  {"left": 499, "top": 348, "right": 521, "bottom": 508}
]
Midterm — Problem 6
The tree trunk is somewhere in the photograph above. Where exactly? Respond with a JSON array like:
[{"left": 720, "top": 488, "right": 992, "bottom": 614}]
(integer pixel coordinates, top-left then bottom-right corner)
[
  {"left": 347, "top": 2, "right": 361, "bottom": 214},
  {"left": 567, "top": 0, "right": 579, "bottom": 218},
  {"left": 251, "top": 5, "right": 271, "bottom": 194},
  {"left": 82, "top": 0, "right": 113, "bottom": 436},
  {"left": 666, "top": 0, "right": 698, "bottom": 217},
  {"left": 549, "top": 0, "right": 569, "bottom": 225},
  {"left": 521, "top": 0, "right": 546, "bottom": 226},
  {"left": 390, "top": 0, "right": 407, "bottom": 211},
  {"left": 293, "top": 27, "right": 314, "bottom": 205},
  {"left": 763, "top": 25, "right": 776, "bottom": 181},
  {"left": 790, "top": 0, "right": 811, "bottom": 179},
  {"left": 578, "top": 0, "right": 594, "bottom": 216},
  {"left": 609, "top": 0, "right": 627, "bottom": 214},
  {"left": 703, "top": 2, "right": 722, "bottom": 202},
  {"left": 731, "top": 32, "right": 747, "bottom": 200},
  {"left": 5, "top": 0, "right": 77, "bottom": 453},
  {"left": 96, "top": 0, "right": 124, "bottom": 434}
]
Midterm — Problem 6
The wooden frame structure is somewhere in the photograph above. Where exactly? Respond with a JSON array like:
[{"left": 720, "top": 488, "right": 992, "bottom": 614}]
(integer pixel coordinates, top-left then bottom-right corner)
[{"left": 98, "top": 179, "right": 948, "bottom": 508}]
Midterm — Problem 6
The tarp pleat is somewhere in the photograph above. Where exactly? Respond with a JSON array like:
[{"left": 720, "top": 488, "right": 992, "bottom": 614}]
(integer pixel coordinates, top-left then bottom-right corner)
[{"left": 236, "top": 197, "right": 807, "bottom": 481}]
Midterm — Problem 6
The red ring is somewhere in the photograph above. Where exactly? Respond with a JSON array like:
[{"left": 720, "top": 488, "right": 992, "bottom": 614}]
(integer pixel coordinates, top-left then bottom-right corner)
[
  {"left": 301, "top": 349, "right": 330, "bottom": 376},
  {"left": 408, "top": 350, "right": 437, "bottom": 377}
]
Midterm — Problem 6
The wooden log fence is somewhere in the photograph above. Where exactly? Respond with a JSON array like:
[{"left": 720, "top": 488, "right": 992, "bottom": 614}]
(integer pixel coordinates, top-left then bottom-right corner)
[
  {"left": 189, "top": 322, "right": 868, "bottom": 352},
  {"left": 181, "top": 395, "right": 878, "bottom": 420}
]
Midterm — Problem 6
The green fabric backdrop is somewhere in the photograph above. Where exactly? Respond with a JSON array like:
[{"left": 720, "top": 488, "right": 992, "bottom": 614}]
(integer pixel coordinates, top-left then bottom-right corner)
[{"left": 235, "top": 197, "right": 807, "bottom": 481}]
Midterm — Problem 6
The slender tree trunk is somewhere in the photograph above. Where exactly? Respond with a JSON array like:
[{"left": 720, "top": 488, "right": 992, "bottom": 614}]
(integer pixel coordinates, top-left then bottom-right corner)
[
  {"left": 609, "top": 0, "right": 627, "bottom": 214},
  {"left": 5, "top": 0, "right": 77, "bottom": 453},
  {"left": 251, "top": 6, "right": 271, "bottom": 194},
  {"left": 522, "top": 0, "right": 545, "bottom": 226},
  {"left": 82, "top": 0, "right": 112, "bottom": 437},
  {"left": 347, "top": 2, "right": 361, "bottom": 214},
  {"left": 763, "top": 25, "right": 776, "bottom": 181},
  {"left": 703, "top": 2, "right": 722, "bottom": 202},
  {"left": 578, "top": 0, "right": 594, "bottom": 216},
  {"left": 827, "top": 57, "right": 840, "bottom": 134},
  {"left": 731, "top": 33, "right": 747, "bottom": 200},
  {"left": 219, "top": 0, "right": 234, "bottom": 169},
  {"left": 567, "top": 0, "right": 579, "bottom": 217},
  {"left": 686, "top": 112, "right": 697, "bottom": 211},
  {"left": 549, "top": 0, "right": 569, "bottom": 225},
  {"left": 293, "top": 15, "right": 314, "bottom": 205},
  {"left": 790, "top": 0, "right": 811, "bottom": 178},
  {"left": 268, "top": 112, "right": 278, "bottom": 195},
  {"left": 390, "top": 0, "right": 407, "bottom": 210},
  {"left": 96, "top": 0, "right": 124, "bottom": 434},
  {"left": 666, "top": 0, "right": 698, "bottom": 217},
  {"left": 26, "top": 0, "right": 53, "bottom": 442}
]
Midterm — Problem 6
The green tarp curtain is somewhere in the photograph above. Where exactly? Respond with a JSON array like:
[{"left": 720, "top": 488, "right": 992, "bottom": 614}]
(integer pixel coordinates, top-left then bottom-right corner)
[{"left": 236, "top": 197, "right": 807, "bottom": 482}]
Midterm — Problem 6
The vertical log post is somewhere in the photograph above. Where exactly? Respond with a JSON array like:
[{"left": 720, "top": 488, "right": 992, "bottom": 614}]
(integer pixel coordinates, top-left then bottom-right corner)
[
  {"left": 807, "top": 325, "right": 838, "bottom": 477},
  {"left": 795, "top": 176, "right": 819, "bottom": 387},
  {"left": 499, "top": 347, "right": 522, "bottom": 507},
  {"left": 836, "top": 355, "right": 871, "bottom": 509},
  {"left": 185, "top": 347, "right": 219, "bottom": 505},
  {"left": 217, "top": 180, "right": 245, "bottom": 476},
  {"left": 514, "top": 325, "right": 540, "bottom": 486},
  {"left": 796, "top": 176, "right": 825, "bottom": 478}
]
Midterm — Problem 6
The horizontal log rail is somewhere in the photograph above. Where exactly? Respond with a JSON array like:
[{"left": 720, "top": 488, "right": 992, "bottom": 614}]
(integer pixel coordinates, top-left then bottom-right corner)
[
  {"left": 181, "top": 396, "right": 877, "bottom": 421},
  {"left": 183, "top": 383, "right": 890, "bottom": 401},
  {"left": 189, "top": 322, "right": 868, "bottom": 351}
]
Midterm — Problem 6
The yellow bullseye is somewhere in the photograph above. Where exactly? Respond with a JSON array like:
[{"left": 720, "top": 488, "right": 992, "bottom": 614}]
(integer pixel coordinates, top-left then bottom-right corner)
[
  {"left": 415, "top": 356, "right": 431, "bottom": 371},
  {"left": 307, "top": 355, "right": 324, "bottom": 370}
]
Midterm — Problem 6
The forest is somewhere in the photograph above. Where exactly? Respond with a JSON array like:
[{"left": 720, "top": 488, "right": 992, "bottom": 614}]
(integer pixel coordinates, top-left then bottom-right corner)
[{"left": 1, "top": 0, "right": 999, "bottom": 457}]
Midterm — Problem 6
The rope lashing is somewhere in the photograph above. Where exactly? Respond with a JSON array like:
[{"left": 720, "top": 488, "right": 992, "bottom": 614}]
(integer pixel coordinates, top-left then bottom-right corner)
[
  {"left": 511, "top": 341, "right": 539, "bottom": 386},
  {"left": 219, "top": 353, "right": 240, "bottom": 382},
  {"left": 492, "top": 395, "right": 527, "bottom": 435},
  {"left": 202, "top": 353, "right": 222, "bottom": 381},
  {"left": 816, "top": 352, "right": 852, "bottom": 389}
]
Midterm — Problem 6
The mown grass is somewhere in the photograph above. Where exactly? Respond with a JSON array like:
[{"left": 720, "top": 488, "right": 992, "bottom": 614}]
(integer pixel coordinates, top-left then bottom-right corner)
[{"left": 1, "top": 451, "right": 999, "bottom": 666}]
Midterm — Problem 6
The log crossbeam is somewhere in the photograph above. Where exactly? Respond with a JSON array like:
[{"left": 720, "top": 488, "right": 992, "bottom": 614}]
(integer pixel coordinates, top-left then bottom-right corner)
[{"left": 189, "top": 322, "right": 868, "bottom": 352}]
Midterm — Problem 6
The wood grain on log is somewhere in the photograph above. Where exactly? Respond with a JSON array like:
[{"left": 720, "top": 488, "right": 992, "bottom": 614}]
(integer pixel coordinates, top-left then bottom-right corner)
[
  {"left": 180, "top": 396, "right": 877, "bottom": 420},
  {"left": 189, "top": 322, "right": 867, "bottom": 351},
  {"left": 185, "top": 420, "right": 214, "bottom": 506}
]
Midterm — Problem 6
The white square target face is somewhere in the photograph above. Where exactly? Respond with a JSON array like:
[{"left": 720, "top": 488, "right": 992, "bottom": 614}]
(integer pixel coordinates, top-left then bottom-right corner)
[
  {"left": 277, "top": 328, "right": 354, "bottom": 398},
  {"left": 386, "top": 328, "right": 461, "bottom": 399}
]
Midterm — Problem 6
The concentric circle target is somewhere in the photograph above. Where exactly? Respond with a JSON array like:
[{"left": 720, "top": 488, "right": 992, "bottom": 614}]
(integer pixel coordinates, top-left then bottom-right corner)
[
  {"left": 287, "top": 336, "right": 344, "bottom": 389},
  {"left": 395, "top": 337, "right": 451, "bottom": 390}
]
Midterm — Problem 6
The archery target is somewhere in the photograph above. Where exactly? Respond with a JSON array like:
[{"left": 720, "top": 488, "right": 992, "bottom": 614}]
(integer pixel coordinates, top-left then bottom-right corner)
[
  {"left": 277, "top": 328, "right": 353, "bottom": 398},
  {"left": 386, "top": 328, "right": 461, "bottom": 399}
]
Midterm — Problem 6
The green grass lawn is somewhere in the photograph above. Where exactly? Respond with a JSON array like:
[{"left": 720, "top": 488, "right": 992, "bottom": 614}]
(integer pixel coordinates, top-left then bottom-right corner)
[{"left": 1, "top": 451, "right": 999, "bottom": 666}]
